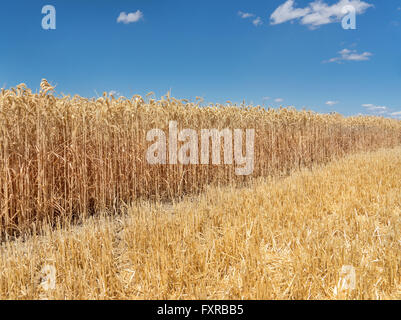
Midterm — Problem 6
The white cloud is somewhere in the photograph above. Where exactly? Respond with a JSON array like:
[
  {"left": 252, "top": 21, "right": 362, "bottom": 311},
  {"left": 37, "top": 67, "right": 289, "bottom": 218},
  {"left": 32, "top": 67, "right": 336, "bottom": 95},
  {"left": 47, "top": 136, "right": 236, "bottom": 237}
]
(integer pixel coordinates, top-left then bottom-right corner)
[
  {"left": 275, "top": 98, "right": 284, "bottom": 103},
  {"left": 326, "top": 101, "right": 339, "bottom": 106},
  {"left": 362, "top": 104, "right": 388, "bottom": 114},
  {"left": 238, "top": 11, "right": 255, "bottom": 19},
  {"left": 390, "top": 111, "right": 401, "bottom": 119},
  {"left": 270, "top": 0, "right": 373, "bottom": 28},
  {"left": 238, "top": 11, "right": 263, "bottom": 26},
  {"left": 109, "top": 90, "right": 120, "bottom": 97},
  {"left": 324, "top": 48, "right": 372, "bottom": 63},
  {"left": 270, "top": 0, "right": 311, "bottom": 25},
  {"left": 117, "top": 10, "right": 144, "bottom": 24},
  {"left": 253, "top": 17, "right": 263, "bottom": 26}
]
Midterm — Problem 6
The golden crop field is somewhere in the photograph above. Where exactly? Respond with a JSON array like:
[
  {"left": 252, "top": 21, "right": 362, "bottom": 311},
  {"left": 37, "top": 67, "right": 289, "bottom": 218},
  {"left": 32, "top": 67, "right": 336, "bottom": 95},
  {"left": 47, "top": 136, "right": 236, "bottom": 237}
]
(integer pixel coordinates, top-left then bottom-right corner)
[
  {"left": 1, "top": 147, "right": 401, "bottom": 299},
  {"left": 1, "top": 80, "right": 401, "bottom": 300},
  {"left": 0, "top": 80, "right": 400, "bottom": 238}
]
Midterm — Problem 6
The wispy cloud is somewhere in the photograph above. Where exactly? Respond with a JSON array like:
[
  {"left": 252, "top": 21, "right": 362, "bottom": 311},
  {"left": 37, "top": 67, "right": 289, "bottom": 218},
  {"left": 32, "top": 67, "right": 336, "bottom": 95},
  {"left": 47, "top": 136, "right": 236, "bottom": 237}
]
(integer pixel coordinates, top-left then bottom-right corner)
[
  {"left": 117, "top": 10, "right": 144, "bottom": 24},
  {"left": 253, "top": 17, "right": 263, "bottom": 26},
  {"left": 109, "top": 90, "right": 120, "bottom": 97},
  {"left": 390, "top": 110, "right": 401, "bottom": 116},
  {"left": 324, "top": 48, "right": 372, "bottom": 63},
  {"left": 238, "top": 11, "right": 255, "bottom": 19},
  {"left": 270, "top": 0, "right": 373, "bottom": 28},
  {"left": 238, "top": 11, "right": 263, "bottom": 26},
  {"left": 390, "top": 111, "right": 401, "bottom": 119},
  {"left": 326, "top": 101, "right": 339, "bottom": 106},
  {"left": 362, "top": 104, "right": 388, "bottom": 114},
  {"left": 358, "top": 105, "right": 401, "bottom": 119},
  {"left": 275, "top": 98, "right": 284, "bottom": 103}
]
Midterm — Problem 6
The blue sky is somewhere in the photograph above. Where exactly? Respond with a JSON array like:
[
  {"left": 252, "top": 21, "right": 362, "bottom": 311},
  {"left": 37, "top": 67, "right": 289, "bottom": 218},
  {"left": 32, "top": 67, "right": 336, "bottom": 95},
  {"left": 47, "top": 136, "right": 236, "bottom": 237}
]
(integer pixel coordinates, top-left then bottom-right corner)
[{"left": 1, "top": 0, "right": 400, "bottom": 117}]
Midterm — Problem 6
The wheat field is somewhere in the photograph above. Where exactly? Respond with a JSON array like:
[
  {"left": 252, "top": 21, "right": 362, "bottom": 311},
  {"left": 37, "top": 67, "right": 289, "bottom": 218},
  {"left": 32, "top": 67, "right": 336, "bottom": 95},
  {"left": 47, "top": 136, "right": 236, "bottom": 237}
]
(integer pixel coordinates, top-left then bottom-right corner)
[
  {"left": 0, "top": 80, "right": 401, "bottom": 238},
  {"left": 0, "top": 147, "right": 400, "bottom": 299},
  {"left": 1, "top": 81, "right": 401, "bottom": 300}
]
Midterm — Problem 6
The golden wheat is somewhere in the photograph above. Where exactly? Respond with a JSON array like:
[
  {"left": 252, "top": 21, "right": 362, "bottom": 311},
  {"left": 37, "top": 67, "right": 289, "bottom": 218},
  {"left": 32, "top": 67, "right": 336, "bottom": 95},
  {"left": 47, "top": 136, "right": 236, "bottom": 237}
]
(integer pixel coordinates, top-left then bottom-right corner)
[
  {"left": 0, "top": 80, "right": 400, "bottom": 237},
  {"left": 0, "top": 147, "right": 400, "bottom": 299}
]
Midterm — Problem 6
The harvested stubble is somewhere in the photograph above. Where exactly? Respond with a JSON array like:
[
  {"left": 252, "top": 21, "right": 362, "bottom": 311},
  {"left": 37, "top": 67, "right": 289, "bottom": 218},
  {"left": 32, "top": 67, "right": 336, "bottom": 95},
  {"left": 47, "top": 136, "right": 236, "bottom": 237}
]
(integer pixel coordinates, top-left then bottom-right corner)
[{"left": 0, "top": 80, "right": 401, "bottom": 236}]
